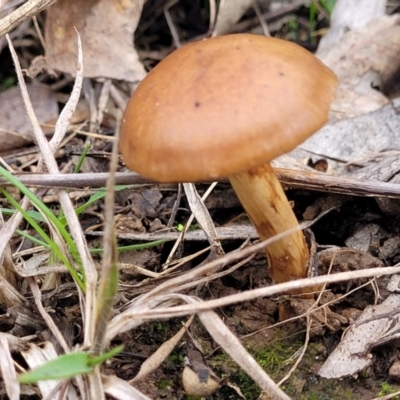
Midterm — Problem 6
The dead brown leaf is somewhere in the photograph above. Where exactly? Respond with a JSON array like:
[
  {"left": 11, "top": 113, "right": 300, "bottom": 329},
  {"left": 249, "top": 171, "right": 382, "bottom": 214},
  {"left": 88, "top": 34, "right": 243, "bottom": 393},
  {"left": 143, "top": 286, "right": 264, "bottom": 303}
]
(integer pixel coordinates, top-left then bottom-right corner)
[
  {"left": 0, "top": 84, "right": 58, "bottom": 152},
  {"left": 319, "top": 295, "right": 400, "bottom": 379},
  {"left": 44, "top": 0, "right": 146, "bottom": 82},
  {"left": 319, "top": 14, "right": 400, "bottom": 117}
]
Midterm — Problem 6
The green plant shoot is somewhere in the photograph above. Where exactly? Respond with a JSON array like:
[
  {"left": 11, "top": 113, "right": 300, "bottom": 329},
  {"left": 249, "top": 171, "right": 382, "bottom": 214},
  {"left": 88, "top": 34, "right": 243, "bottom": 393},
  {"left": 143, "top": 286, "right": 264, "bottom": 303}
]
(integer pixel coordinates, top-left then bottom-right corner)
[{"left": 18, "top": 346, "right": 123, "bottom": 384}]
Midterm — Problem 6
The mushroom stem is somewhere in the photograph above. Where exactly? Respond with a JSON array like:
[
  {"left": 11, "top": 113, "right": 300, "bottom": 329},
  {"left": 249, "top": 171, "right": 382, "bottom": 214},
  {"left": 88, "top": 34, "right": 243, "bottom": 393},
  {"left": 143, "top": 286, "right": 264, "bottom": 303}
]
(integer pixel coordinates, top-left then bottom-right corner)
[{"left": 229, "top": 163, "right": 309, "bottom": 287}]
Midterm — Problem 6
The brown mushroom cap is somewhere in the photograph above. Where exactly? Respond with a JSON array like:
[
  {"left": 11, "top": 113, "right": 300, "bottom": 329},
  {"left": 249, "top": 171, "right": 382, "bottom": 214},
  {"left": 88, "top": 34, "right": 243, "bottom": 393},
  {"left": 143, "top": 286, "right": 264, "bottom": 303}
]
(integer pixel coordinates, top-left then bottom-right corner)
[{"left": 120, "top": 34, "right": 338, "bottom": 182}]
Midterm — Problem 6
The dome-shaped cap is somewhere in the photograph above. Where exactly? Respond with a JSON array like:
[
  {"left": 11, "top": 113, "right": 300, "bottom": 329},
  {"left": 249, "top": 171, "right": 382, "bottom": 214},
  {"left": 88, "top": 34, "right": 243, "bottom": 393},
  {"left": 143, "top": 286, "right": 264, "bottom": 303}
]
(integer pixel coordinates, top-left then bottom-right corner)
[{"left": 120, "top": 34, "right": 338, "bottom": 182}]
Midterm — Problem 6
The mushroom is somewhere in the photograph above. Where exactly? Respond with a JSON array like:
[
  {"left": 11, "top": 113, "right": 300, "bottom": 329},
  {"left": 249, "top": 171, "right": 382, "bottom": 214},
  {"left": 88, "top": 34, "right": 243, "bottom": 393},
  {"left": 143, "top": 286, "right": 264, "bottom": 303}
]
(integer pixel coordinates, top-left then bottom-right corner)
[{"left": 120, "top": 34, "right": 338, "bottom": 291}]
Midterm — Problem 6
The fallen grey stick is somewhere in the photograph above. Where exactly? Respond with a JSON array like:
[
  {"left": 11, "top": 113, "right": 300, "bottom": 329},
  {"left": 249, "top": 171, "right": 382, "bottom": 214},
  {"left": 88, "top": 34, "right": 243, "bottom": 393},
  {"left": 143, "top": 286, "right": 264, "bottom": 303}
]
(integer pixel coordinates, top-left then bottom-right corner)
[
  {"left": 3, "top": 168, "right": 400, "bottom": 199},
  {"left": 0, "top": 0, "right": 57, "bottom": 38},
  {"left": 86, "top": 225, "right": 258, "bottom": 242}
]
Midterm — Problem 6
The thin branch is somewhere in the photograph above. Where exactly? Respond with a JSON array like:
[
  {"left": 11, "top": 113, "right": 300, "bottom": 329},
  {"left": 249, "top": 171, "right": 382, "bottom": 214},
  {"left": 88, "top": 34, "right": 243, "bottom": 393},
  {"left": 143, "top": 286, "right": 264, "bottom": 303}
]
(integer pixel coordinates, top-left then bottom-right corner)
[
  {"left": 0, "top": 0, "right": 57, "bottom": 38},
  {"left": 3, "top": 169, "right": 400, "bottom": 199}
]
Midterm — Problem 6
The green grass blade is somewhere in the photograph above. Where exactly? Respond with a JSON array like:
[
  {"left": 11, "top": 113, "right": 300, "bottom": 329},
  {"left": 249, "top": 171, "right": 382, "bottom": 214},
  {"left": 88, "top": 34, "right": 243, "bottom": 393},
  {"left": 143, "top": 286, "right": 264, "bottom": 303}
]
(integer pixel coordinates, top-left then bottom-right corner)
[
  {"left": 1, "top": 208, "right": 46, "bottom": 223},
  {"left": 59, "top": 185, "right": 131, "bottom": 226},
  {"left": 16, "top": 229, "right": 50, "bottom": 248},
  {"left": 0, "top": 167, "right": 86, "bottom": 291},
  {"left": 18, "top": 353, "right": 92, "bottom": 383},
  {"left": 88, "top": 345, "right": 123, "bottom": 367},
  {"left": 0, "top": 188, "right": 85, "bottom": 291},
  {"left": 320, "top": 0, "right": 336, "bottom": 15},
  {"left": 18, "top": 346, "right": 123, "bottom": 383},
  {"left": 0, "top": 166, "right": 82, "bottom": 266},
  {"left": 73, "top": 141, "right": 91, "bottom": 174},
  {"left": 75, "top": 185, "right": 131, "bottom": 215},
  {"left": 89, "top": 238, "right": 169, "bottom": 254}
]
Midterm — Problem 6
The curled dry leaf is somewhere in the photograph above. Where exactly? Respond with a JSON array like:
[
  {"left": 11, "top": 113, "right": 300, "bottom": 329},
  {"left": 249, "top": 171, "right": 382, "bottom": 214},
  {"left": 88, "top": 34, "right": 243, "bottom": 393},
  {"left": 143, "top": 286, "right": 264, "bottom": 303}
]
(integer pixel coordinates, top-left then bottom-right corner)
[
  {"left": 318, "top": 14, "right": 400, "bottom": 117},
  {"left": 44, "top": 0, "right": 146, "bottom": 82},
  {"left": 0, "top": 334, "right": 20, "bottom": 400},
  {"left": 290, "top": 2, "right": 400, "bottom": 179},
  {"left": 0, "top": 84, "right": 58, "bottom": 152},
  {"left": 319, "top": 295, "right": 400, "bottom": 379},
  {"left": 103, "top": 374, "right": 152, "bottom": 400},
  {"left": 295, "top": 100, "right": 400, "bottom": 168}
]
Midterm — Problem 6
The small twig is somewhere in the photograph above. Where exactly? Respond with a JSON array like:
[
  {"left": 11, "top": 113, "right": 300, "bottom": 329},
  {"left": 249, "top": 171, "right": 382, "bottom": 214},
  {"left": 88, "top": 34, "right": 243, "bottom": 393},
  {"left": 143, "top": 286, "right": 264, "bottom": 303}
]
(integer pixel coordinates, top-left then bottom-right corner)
[
  {"left": 240, "top": 277, "right": 374, "bottom": 343},
  {"left": 32, "top": 15, "right": 45, "bottom": 51},
  {"left": 108, "top": 247, "right": 400, "bottom": 326},
  {"left": 110, "top": 84, "right": 127, "bottom": 112},
  {"left": 0, "top": 157, "right": 14, "bottom": 172},
  {"left": 0, "top": 0, "right": 56, "bottom": 38},
  {"left": 95, "top": 79, "right": 112, "bottom": 133},
  {"left": 164, "top": 1, "right": 181, "bottom": 48},
  {"left": 106, "top": 212, "right": 395, "bottom": 338},
  {"left": 172, "top": 253, "right": 256, "bottom": 293},
  {"left": 83, "top": 79, "right": 98, "bottom": 134},
  {"left": 229, "top": 0, "right": 307, "bottom": 34},
  {"left": 165, "top": 182, "right": 219, "bottom": 265},
  {"left": 208, "top": 0, "right": 217, "bottom": 33},
  {"left": 278, "top": 314, "right": 311, "bottom": 387},
  {"left": 371, "top": 390, "right": 400, "bottom": 400},
  {"left": 162, "top": 246, "right": 214, "bottom": 276},
  {"left": 182, "top": 182, "right": 222, "bottom": 249},
  {"left": 277, "top": 257, "right": 336, "bottom": 386},
  {"left": 252, "top": 0, "right": 270, "bottom": 36},
  {"left": 167, "top": 183, "right": 183, "bottom": 228},
  {"left": 4, "top": 168, "right": 400, "bottom": 199}
]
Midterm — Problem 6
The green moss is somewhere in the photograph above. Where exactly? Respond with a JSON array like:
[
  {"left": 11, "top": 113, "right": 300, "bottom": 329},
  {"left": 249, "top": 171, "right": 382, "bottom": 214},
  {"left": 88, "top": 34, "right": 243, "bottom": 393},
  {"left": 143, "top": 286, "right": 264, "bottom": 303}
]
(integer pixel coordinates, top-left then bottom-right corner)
[
  {"left": 154, "top": 321, "right": 166, "bottom": 332},
  {"left": 255, "top": 342, "right": 294, "bottom": 374},
  {"left": 209, "top": 330, "right": 400, "bottom": 400},
  {"left": 166, "top": 350, "right": 184, "bottom": 365},
  {"left": 305, "top": 394, "right": 322, "bottom": 400},
  {"left": 230, "top": 370, "right": 260, "bottom": 399},
  {"left": 210, "top": 331, "right": 303, "bottom": 399},
  {"left": 345, "top": 389, "right": 354, "bottom": 399},
  {"left": 0, "top": 77, "right": 15, "bottom": 91},
  {"left": 377, "top": 381, "right": 400, "bottom": 398},
  {"left": 157, "top": 379, "right": 173, "bottom": 390},
  {"left": 247, "top": 334, "right": 304, "bottom": 384}
]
